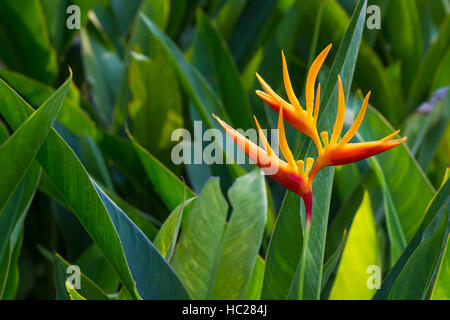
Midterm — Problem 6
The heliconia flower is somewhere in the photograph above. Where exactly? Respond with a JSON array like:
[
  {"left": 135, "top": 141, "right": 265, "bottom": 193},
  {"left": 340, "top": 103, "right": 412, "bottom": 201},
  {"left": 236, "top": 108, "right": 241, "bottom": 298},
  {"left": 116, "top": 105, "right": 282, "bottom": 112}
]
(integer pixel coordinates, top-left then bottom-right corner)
[{"left": 213, "top": 45, "right": 407, "bottom": 225}]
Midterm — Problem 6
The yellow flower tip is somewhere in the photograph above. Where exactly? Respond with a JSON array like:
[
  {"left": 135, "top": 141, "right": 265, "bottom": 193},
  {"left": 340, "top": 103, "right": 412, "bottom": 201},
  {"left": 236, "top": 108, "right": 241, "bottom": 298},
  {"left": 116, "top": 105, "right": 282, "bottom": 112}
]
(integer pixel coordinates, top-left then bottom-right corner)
[
  {"left": 380, "top": 129, "right": 401, "bottom": 142},
  {"left": 305, "top": 157, "right": 314, "bottom": 175},
  {"left": 297, "top": 160, "right": 305, "bottom": 175},
  {"left": 281, "top": 51, "right": 302, "bottom": 111},
  {"left": 314, "top": 83, "right": 321, "bottom": 125},
  {"left": 330, "top": 75, "right": 346, "bottom": 145},
  {"left": 278, "top": 106, "right": 295, "bottom": 164},
  {"left": 306, "top": 44, "right": 332, "bottom": 112},
  {"left": 321, "top": 131, "right": 329, "bottom": 147},
  {"left": 253, "top": 115, "right": 273, "bottom": 157},
  {"left": 340, "top": 90, "right": 371, "bottom": 145}
]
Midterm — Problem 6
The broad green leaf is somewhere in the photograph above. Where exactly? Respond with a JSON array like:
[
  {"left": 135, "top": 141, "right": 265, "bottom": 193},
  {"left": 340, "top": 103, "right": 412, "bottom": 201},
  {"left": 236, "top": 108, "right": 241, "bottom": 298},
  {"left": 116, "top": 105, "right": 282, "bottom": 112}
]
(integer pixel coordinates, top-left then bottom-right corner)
[
  {"left": 0, "top": 163, "right": 40, "bottom": 299},
  {"left": 0, "top": 74, "right": 71, "bottom": 214},
  {"left": 128, "top": 50, "right": 184, "bottom": 171},
  {"left": 0, "top": 80, "right": 189, "bottom": 300},
  {"left": 100, "top": 184, "right": 159, "bottom": 242},
  {"left": 54, "top": 253, "right": 109, "bottom": 300},
  {"left": 154, "top": 197, "right": 197, "bottom": 260},
  {"left": 388, "top": 210, "right": 448, "bottom": 299},
  {"left": 374, "top": 178, "right": 449, "bottom": 299},
  {"left": 243, "top": 255, "right": 265, "bottom": 300},
  {"left": 111, "top": 0, "right": 170, "bottom": 131},
  {"left": 431, "top": 234, "right": 450, "bottom": 299},
  {"left": 96, "top": 131, "right": 170, "bottom": 222},
  {"left": 171, "top": 178, "right": 228, "bottom": 299},
  {"left": 128, "top": 130, "right": 196, "bottom": 212},
  {"left": 172, "top": 170, "right": 267, "bottom": 300},
  {"left": 211, "top": 169, "right": 267, "bottom": 299},
  {"left": 0, "top": 69, "right": 99, "bottom": 140},
  {"left": 261, "top": 191, "right": 303, "bottom": 299},
  {"left": 329, "top": 191, "right": 380, "bottom": 300},
  {"left": 0, "top": 0, "right": 57, "bottom": 83},
  {"left": 321, "top": 229, "right": 347, "bottom": 298}
]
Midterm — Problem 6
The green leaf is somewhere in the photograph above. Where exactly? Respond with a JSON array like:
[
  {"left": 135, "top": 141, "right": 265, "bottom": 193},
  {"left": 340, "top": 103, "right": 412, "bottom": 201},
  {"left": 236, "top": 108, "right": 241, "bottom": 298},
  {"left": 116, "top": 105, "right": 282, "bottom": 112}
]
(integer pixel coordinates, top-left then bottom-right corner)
[
  {"left": 387, "top": 209, "right": 448, "bottom": 299},
  {"left": 374, "top": 178, "right": 449, "bottom": 299},
  {"left": 0, "top": 163, "right": 40, "bottom": 299},
  {"left": 0, "top": 80, "right": 189, "bottom": 300},
  {"left": 228, "top": 0, "right": 279, "bottom": 69},
  {"left": 0, "top": 69, "right": 99, "bottom": 140},
  {"left": 0, "top": 121, "right": 8, "bottom": 144},
  {"left": 329, "top": 191, "right": 380, "bottom": 300},
  {"left": 431, "top": 234, "right": 450, "bottom": 299},
  {"left": 212, "top": 0, "right": 248, "bottom": 40},
  {"left": 128, "top": 130, "right": 196, "bottom": 212},
  {"left": 0, "top": 74, "right": 71, "bottom": 214},
  {"left": 54, "top": 253, "right": 109, "bottom": 300},
  {"left": 171, "top": 178, "right": 228, "bottom": 299},
  {"left": 76, "top": 245, "right": 120, "bottom": 294},
  {"left": 210, "top": 169, "right": 267, "bottom": 299},
  {"left": 243, "top": 255, "right": 265, "bottom": 300},
  {"left": 154, "top": 197, "right": 197, "bottom": 260},
  {"left": 261, "top": 192, "right": 302, "bottom": 299},
  {"left": 41, "top": 0, "right": 99, "bottom": 53},
  {"left": 321, "top": 229, "right": 347, "bottom": 298},
  {"left": 0, "top": 0, "right": 57, "bottom": 83},
  {"left": 172, "top": 170, "right": 267, "bottom": 299},
  {"left": 128, "top": 50, "right": 184, "bottom": 171},
  {"left": 100, "top": 184, "right": 159, "bottom": 242},
  {"left": 81, "top": 29, "right": 123, "bottom": 124}
]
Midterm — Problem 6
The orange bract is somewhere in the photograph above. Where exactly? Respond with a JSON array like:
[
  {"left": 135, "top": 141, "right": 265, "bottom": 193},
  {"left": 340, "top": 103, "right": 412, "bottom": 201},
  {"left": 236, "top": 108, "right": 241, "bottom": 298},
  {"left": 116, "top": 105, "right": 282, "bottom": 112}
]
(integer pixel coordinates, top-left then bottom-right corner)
[{"left": 213, "top": 44, "right": 406, "bottom": 222}]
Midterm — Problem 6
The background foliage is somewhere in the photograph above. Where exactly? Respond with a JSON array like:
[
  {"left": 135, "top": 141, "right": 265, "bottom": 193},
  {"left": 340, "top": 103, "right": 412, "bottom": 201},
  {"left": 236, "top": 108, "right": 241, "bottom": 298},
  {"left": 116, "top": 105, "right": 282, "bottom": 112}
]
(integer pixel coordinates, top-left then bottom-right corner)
[{"left": 0, "top": 0, "right": 448, "bottom": 300}]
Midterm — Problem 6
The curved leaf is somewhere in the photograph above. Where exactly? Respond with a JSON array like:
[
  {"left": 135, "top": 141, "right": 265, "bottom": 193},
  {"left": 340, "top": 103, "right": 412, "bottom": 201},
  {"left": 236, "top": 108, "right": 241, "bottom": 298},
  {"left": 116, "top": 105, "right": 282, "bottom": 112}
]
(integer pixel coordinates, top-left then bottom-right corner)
[
  {"left": 329, "top": 191, "right": 380, "bottom": 300},
  {"left": 0, "top": 80, "right": 189, "bottom": 300},
  {"left": 0, "top": 74, "right": 71, "bottom": 214}
]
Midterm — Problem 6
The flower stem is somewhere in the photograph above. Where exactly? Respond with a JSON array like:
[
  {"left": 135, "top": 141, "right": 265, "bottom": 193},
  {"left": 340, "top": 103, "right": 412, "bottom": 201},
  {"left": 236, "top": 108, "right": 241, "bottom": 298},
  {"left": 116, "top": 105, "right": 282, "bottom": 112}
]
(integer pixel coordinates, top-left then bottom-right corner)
[
  {"left": 298, "top": 219, "right": 311, "bottom": 299},
  {"left": 297, "top": 191, "right": 313, "bottom": 299}
]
